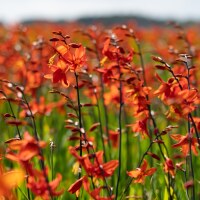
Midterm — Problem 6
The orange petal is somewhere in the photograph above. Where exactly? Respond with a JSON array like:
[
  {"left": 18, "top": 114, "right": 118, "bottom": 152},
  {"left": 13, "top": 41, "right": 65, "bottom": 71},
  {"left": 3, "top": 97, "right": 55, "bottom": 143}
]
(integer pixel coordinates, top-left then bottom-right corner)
[
  {"left": 102, "top": 160, "right": 119, "bottom": 177},
  {"left": 2, "top": 170, "right": 25, "bottom": 189},
  {"left": 53, "top": 68, "right": 63, "bottom": 83},
  {"left": 57, "top": 45, "right": 68, "bottom": 56},
  {"left": 44, "top": 74, "right": 53, "bottom": 80},
  {"left": 145, "top": 168, "right": 157, "bottom": 176},
  {"left": 5, "top": 138, "right": 23, "bottom": 150},
  {"left": 127, "top": 170, "right": 141, "bottom": 178},
  {"left": 19, "top": 144, "right": 39, "bottom": 161},
  {"left": 140, "top": 159, "right": 148, "bottom": 171},
  {"left": 170, "top": 134, "right": 182, "bottom": 141},
  {"left": 68, "top": 177, "right": 84, "bottom": 194}
]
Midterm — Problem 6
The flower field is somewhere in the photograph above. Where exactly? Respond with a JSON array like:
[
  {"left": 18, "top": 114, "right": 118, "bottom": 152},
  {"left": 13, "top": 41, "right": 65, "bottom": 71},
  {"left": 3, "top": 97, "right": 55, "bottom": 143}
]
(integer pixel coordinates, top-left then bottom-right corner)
[{"left": 0, "top": 21, "right": 200, "bottom": 199}]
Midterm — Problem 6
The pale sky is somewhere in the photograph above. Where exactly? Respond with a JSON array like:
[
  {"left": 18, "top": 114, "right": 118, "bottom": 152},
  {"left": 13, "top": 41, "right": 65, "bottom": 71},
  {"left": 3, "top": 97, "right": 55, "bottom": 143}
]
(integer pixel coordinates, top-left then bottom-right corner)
[{"left": 1, "top": 0, "right": 200, "bottom": 24}]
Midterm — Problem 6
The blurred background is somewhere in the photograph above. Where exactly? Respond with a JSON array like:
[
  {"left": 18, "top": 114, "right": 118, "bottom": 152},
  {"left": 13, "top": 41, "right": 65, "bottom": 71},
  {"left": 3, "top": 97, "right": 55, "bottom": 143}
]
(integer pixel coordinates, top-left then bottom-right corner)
[{"left": 1, "top": 0, "right": 200, "bottom": 25}]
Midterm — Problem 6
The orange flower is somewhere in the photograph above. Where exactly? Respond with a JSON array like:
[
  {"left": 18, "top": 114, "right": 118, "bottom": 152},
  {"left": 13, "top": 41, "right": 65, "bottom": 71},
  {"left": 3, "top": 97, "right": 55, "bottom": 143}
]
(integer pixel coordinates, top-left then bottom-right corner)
[
  {"left": 45, "top": 59, "right": 69, "bottom": 87},
  {"left": 45, "top": 41, "right": 86, "bottom": 87},
  {"left": 154, "top": 74, "right": 199, "bottom": 118},
  {"left": 27, "top": 171, "right": 63, "bottom": 200},
  {"left": 130, "top": 117, "right": 149, "bottom": 137},
  {"left": 69, "top": 147, "right": 118, "bottom": 178},
  {"left": 154, "top": 74, "right": 179, "bottom": 105},
  {"left": 164, "top": 158, "right": 175, "bottom": 178},
  {"left": 64, "top": 45, "right": 87, "bottom": 71},
  {"left": 127, "top": 159, "right": 157, "bottom": 183},
  {"left": 102, "top": 38, "right": 133, "bottom": 64},
  {"left": 54, "top": 43, "right": 86, "bottom": 72},
  {"left": 6, "top": 131, "right": 46, "bottom": 162},
  {"left": 171, "top": 133, "right": 198, "bottom": 156},
  {"left": 0, "top": 168, "right": 25, "bottom": 199}
]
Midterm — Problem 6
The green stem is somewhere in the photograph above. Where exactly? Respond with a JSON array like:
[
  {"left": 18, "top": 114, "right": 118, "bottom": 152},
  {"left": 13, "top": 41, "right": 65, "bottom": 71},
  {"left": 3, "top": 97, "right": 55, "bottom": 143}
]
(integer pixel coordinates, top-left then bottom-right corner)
[
  {"left": 94, "top": 89, "right": 107, "bottom": 162},
  {"left": 74, "top": 72, "right": 83, "bottom": 180},
  {"left": 50, "top": 142, "right": 54, "bottom": 181},
  {"left": 115, "top": 66, "right": 123, "bottom": 200},
  {"left": 1, "top": 90, "right": 22, "bottom": 139},
  {"left": 18, "top": 186, "right": 30, "bottom": 200},
  {"left": 186, "top": 62, "right": 195, "bottom": 199}
]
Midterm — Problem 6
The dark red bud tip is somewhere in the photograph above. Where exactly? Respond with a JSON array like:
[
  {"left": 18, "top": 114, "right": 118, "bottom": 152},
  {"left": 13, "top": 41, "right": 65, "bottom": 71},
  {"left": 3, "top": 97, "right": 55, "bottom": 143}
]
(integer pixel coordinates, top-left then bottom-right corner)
[
  {"left": 69, "top": 43, "right": 82, "bottom": 48},
  {"left": 49, "top": 38, "right": 60, "bottom": 42},
  {"left": 3, "top": 113, "right": 13, "bottom": 118}
]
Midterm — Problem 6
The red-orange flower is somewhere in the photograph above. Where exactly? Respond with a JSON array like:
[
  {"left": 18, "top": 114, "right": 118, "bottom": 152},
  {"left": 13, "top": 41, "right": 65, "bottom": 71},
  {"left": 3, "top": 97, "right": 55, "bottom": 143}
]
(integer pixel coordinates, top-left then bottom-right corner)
[
  {"left": 102, "top": 38, "right": 133, "bottom": 64},
  {"left": 129, "top": 117, "right": 149, "bottom": 137},
  {"left": 69, "top": 147, "right": 118, "bottom": 178},
  {"left": 64, "top": 45, "right": 87, "bottom": 71},
  {"left": 154, "top": 73, "right": 199, "bottom": 118},
  {"left": 45, "top": 41, "right": 86, "bottom": 87},
  {"left": 27, "top": 171, "right": 63, "bottom": 200},
  {"left": 45, "top": 59, "right": 69, "bottom": 87},
  {"left": 170, "top": 133, "right": 198, "bottom": 156},
  {"left": 6, "top": 131, "right": 46, "bottom": 162},
  {"left": 164, "top": 158, "right": 175, "bottom": 178},
  {"left": 127, "top": 159, "right": 157, "bottom": 183}
]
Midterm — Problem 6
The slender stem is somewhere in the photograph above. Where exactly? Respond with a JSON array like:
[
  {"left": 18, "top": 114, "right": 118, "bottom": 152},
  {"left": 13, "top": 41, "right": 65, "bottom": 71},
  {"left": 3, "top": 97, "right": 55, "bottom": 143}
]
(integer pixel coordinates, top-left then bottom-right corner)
[
  {"left": 123, "top": 109, "right": 132, "bottom": 197},
  {"left": 136, "top": 40, "right": 147, "bottom": 86},
  {"left": 185, "top": 62, "right": 195, "bottom": 199},
  {"left": 18, "top": 186, "right": 30, "bottom": 200},
  {"left": 189, "top": 114, "right": 200, "bottom": 146},
  {"left": 101, "top": 79, "right": 112, "bottom": 158},
  {"left": 26, "top": 174, "right": 31, "bottom": 200},
  {"left": 50, "top": 143, "right": 54, "bottom": 200},
  {"left": 115, "top": 65, "right": 123, "bottom": 200},
  {"left": 183, "top": 161, "right": 190, "bottom": 200},
  {"left": 74, "top": 72, "right": 83, "bottom": 182},
  {"left": 188, "top": 119, "right": 195, "bottom": 199},
  {"left": 94, "top": 89, "right": 107, "bottom": 162},
  {"left": 74, "top": 72, "right": 100, "bottom": 197},
  {"left": 1, "top": 90, "right": 22, "bottom": 139},
  {"left": 102, "top": 96, "right": 111, "bottom": 157},
  {"left": 50, "top": 143, "right": 54, "bottom": 181},
  {"left": 123, "top": 109, "right": 132, "bottom": 170},
  {"left": 8, "top": 101, "right": 22, "bottom": 139}
]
